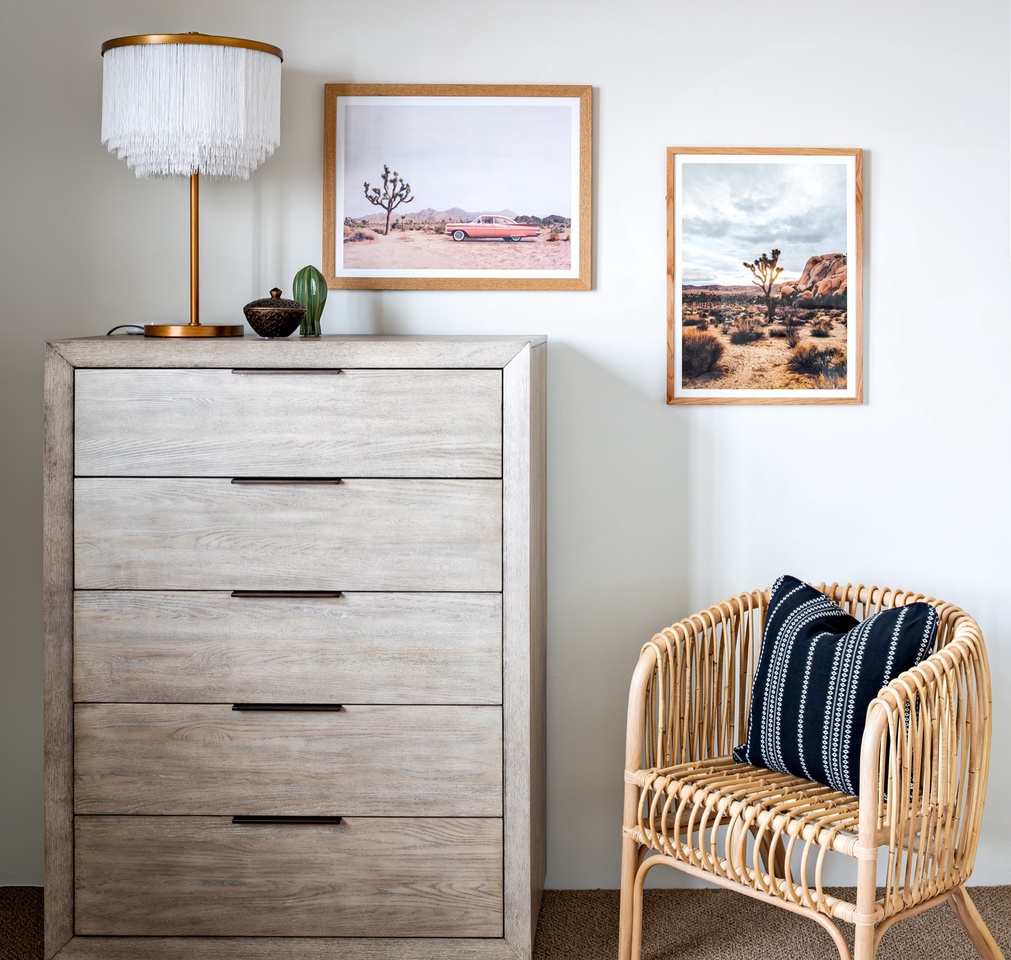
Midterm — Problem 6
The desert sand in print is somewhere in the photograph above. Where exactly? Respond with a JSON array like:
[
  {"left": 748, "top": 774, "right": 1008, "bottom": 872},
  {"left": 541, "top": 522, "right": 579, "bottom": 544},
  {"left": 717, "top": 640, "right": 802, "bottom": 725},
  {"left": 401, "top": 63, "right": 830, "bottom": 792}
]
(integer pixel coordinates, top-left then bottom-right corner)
[
  {"left": 681, "top": 254, "right": 849, "bottom": 391},
  {"left": 342, "top": 227, "right": 573, "bottom": 272},
  {"left": 681, "top": 291, "right": 848, "bottom": 390}
]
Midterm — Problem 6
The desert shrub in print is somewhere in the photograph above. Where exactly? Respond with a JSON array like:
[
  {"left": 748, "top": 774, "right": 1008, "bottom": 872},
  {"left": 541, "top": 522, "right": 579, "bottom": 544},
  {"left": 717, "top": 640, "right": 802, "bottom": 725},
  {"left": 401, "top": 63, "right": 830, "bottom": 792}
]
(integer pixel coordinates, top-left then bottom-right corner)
[
  {"left": 682, "top": 329, "right": 724, "bottom": 378},
  {"left": 729, "top": 316, "right": 764, "bottom": 344},
  {"left": 810, "top": 316, "right": 834, "bottom": 337},
  {"left": 790, "top": 342, "right": 846, "bottom": 381},
  {"left": 343, "top": 226, "right": 378, "bottom": 243}
]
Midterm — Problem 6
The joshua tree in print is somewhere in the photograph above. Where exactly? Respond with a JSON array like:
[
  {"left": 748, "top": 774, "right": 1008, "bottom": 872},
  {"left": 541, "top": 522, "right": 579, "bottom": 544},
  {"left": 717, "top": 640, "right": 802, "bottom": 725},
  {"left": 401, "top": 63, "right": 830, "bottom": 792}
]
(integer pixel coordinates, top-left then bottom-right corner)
[
  {"left": 363, "top": 164, "right": 414, "bottom": 236},
  {"left": 744, "top": 248, "right": 783, "bottom": 322}
]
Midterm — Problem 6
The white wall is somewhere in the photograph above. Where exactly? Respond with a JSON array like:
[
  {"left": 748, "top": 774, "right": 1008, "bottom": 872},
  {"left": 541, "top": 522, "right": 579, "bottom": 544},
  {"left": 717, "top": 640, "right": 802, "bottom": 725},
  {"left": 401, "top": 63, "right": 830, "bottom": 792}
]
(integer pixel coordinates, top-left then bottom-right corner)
[{"left": 2, "top": 0, "right": 1009, "bottom": 888}]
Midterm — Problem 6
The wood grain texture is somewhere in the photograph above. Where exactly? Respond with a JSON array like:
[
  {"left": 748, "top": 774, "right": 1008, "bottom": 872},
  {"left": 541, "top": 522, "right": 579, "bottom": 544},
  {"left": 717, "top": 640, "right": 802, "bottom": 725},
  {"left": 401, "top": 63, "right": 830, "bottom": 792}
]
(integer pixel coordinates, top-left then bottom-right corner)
[
  {"left": 74, "top": 591, "right": 502, "bottom": 704},
  {"left": 501, "top": 343, "right": 548, "bottom": 956},
  {"left": 75, "top": 368, "right": 502, "bottom": 478},
  {"left": 53, "top": 937, "right": 520, "bottom": 960},
  {"left": 48, "top": 335, "right": 544, "bottom": 371},
  {"left": 46, "top": 336, "right": 546, "bottom": 959},
  {"left": 75, "top": 817, "right": 503, "bottom": 938},
  {"left": 528, "top": 343, "right": 549, "bottom": 939},
  {"left": 43, "top": 345, "right": 74, "bottom": 960},
  {"left": 74, "top": 478, "right": 502, "bottom": 591},
  {"left": 74, "top": 703, "right": 502, "bottom": 816}
]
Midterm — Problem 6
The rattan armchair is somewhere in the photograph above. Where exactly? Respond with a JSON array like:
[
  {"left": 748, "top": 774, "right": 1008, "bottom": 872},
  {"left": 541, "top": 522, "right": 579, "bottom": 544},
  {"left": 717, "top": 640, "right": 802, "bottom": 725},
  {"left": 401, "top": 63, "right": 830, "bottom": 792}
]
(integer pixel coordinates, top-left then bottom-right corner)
[{"left": 619, "top": 582, "right": 1004, "bottom": 960}]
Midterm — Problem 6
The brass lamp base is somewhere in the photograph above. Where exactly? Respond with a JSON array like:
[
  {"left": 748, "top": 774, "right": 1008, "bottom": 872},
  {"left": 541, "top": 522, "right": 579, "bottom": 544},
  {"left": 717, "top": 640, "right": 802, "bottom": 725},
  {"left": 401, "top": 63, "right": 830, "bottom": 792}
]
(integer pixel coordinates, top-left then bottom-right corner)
[{"left": 144, "top": 323, "right": 244, "bottom": 337}]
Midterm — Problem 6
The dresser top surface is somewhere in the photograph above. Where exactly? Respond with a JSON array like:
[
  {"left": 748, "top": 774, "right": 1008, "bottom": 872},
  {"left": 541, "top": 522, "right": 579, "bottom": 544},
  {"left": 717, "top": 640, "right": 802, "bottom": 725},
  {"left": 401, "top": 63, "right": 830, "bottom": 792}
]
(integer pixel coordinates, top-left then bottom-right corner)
[{"left": 47, "top": 334, "right": 546, "bottom": 370}]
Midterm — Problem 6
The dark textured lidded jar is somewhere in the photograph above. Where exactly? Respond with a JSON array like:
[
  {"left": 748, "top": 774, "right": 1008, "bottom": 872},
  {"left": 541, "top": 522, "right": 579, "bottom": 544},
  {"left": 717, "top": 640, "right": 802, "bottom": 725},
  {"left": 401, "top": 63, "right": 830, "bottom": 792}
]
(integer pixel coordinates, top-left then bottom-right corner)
[{"left": 242, "top": 288, "right": 306, "bottom": 339}]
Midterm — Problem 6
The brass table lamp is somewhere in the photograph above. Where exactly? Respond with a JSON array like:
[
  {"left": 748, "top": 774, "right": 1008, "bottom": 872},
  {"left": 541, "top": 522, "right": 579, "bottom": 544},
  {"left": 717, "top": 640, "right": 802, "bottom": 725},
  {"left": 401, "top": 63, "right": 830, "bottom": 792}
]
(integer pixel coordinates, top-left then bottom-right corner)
[{"left": 101, "top": 32, "right": 283, "bottom": 337}]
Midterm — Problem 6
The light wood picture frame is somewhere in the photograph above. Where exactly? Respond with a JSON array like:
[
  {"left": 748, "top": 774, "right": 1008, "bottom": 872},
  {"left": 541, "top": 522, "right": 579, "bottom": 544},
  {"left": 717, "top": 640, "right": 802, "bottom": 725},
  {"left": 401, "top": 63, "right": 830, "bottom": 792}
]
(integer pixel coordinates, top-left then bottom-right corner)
[
  {"left": 324, "top": 84, "right": 592, "bottom": 290},
  {"left": 667, "top": 147, "right": 863, "bottom": 404}
]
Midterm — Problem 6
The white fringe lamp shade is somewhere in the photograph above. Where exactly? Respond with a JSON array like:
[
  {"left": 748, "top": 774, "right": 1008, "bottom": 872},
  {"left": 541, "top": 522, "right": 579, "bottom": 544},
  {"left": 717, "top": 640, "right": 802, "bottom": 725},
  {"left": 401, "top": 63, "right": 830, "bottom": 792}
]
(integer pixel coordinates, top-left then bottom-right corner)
[{"left": 100, "top": 33, "right": 283, "bottom": 337}]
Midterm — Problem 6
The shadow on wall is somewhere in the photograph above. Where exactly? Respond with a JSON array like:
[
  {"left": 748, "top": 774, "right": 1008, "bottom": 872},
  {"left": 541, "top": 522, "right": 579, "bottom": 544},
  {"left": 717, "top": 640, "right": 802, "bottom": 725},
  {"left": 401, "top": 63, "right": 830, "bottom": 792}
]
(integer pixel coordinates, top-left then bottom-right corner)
[{"left": 541, "top": 342, "right": 697, "bottom": 888}]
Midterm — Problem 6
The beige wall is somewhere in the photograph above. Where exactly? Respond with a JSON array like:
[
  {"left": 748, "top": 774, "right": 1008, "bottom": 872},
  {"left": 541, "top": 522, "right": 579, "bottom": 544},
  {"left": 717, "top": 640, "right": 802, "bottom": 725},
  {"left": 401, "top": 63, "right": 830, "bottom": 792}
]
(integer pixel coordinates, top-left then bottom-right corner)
[{"left": 2, "top": 0, "right": 1010, "bottom": 887}]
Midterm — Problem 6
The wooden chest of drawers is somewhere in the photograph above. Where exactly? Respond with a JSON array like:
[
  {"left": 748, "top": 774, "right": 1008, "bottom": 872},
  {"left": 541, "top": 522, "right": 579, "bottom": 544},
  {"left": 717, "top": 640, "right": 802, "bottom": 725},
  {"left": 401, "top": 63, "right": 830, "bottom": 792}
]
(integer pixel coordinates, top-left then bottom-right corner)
[{"left": 44, "top": 336, "right": 546, "bottom": 960}]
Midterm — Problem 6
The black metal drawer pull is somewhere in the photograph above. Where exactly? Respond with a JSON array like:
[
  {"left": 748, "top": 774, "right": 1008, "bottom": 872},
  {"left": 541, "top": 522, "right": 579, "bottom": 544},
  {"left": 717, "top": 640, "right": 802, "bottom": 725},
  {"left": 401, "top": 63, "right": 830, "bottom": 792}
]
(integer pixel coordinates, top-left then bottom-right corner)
[
  {"left": 230, "top": 477, "right": 343, "bottom": 485},
  {"left": 232, "top": 815, "right": 343, "bottom": 825},
  {"left": 230, "top": 591, "right": 343, "bottom": 599},
  {"left": 232, "top": 703, "right": 344, "bottom": 712},
  {"left": 231, "top": 368, "right": 344, "bottom": 375}
]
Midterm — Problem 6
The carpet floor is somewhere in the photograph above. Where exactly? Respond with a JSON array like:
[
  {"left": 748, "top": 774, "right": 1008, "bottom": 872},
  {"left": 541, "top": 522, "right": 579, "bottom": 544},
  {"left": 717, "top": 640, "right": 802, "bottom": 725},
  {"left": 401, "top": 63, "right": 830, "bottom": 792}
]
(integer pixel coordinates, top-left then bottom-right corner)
[
  {"left": 0, "top": 887, "right": 42, "bottom": 960},
  {"left": 3, "top": 885, "right": 1008, "bottom": 959},
  {"left": 533, "top": 887, "right": 1011, "bottom": 959}
]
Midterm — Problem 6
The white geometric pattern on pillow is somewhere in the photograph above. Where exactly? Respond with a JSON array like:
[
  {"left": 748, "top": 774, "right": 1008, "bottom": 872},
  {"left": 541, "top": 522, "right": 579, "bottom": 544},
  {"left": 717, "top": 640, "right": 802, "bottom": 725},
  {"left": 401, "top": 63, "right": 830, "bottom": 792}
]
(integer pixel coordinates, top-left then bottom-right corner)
[{"left": 733, "top": 575, "right": 938, "bottom": 794}]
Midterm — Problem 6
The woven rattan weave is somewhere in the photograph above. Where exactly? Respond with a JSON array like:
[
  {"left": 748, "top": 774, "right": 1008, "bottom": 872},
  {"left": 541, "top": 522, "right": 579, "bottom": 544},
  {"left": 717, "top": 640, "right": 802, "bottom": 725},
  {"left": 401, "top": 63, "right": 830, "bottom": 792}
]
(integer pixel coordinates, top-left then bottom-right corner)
[{"left": 619, "top": 582, "right": 1004, "bottom": 960}]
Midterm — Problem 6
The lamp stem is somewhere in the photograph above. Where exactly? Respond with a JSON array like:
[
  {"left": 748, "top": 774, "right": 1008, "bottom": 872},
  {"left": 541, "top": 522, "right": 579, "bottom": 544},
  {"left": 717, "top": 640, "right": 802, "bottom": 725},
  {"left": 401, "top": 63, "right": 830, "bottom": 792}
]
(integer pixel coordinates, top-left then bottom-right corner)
[
  {"left": 141, "top": 168, "right": 242, "bottom": 336},
  {"left": 190, "top": 172, "right": 199, "bottom": 326}
]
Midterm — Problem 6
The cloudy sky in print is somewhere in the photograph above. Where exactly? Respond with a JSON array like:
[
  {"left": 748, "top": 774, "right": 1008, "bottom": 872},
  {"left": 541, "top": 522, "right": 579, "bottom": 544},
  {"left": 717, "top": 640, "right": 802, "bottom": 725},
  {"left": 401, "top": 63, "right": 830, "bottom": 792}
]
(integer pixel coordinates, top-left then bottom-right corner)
[
  {"left": 340, "top": 98, "right": 575, "bottom": 220},
  {"left": 678, "top": 158, "right": 850, "bottom": 286}
]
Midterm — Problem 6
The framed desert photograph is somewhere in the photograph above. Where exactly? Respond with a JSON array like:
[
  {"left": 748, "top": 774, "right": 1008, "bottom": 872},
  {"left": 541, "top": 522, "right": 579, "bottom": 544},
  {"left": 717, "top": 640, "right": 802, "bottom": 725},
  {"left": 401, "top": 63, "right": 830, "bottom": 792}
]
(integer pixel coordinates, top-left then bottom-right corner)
[
  {"left": 323, "top": 84, "right": 592, "bottom": 290},
  {"left": 667, "top": 147, "right": 863, "bottom": 404}
]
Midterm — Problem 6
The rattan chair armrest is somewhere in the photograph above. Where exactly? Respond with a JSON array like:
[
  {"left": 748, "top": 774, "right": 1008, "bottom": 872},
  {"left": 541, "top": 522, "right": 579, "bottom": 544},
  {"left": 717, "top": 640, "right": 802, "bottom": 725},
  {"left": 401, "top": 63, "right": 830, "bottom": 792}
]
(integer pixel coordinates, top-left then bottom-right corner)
[
  {"left": 624, "top": 642, "right": 661, "bottom": 771},
  {"left": 858, "top": 633, "right": 992, "bottom": 897}
]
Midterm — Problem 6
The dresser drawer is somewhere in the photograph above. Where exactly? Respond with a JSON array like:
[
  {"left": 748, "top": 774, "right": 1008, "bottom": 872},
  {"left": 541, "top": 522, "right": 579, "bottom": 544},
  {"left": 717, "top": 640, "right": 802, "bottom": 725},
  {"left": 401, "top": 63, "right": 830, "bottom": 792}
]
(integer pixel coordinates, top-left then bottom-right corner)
[
  {"left": 74, "top": 478, "right": 502, "bottom": 591},
  {"left": 75, "top": 816, "right": 503, "bottom": 937},
  {"left": 75, "top": 368, "right": 502, "bottom": 478},
  {"left": 74, "top": 591, "right": 503, "bottom": 704},
  {"left": 75, "top": 703, "right": 503, "bottom": 816}
]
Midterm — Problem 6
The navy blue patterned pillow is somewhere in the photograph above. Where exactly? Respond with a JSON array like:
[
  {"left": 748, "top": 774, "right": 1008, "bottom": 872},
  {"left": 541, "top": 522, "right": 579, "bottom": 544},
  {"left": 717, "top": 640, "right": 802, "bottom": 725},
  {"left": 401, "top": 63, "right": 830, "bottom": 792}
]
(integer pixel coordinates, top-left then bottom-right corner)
[{"left": 733, "top": 575, "right": 938, "bottom": 795}]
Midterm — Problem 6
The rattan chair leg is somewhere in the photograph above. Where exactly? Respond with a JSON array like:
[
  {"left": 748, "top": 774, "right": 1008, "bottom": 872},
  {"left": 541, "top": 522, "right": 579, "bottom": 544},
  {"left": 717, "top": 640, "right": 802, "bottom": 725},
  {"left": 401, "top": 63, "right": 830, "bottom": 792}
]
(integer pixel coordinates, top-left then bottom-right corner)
[
  {"left": 618, "top": 836, "right": 642, "bottom": 960},
  {"left": 627, "top": 856, "right": 659, "bottom": 960},
  {"left": 949, "top": 887, "right": 1007, "bottom": 960},
  {"left": 853, "top": 850, "right": 880, "bottom": 960},
  {"left": 853, "top": 921, "right": 877, "bottom": 960}
]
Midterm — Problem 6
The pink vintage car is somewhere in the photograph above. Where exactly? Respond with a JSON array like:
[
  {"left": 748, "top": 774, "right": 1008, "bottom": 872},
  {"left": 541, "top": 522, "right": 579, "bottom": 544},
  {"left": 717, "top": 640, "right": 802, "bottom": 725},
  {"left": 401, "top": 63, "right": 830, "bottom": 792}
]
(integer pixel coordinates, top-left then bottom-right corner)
[{"left": 446, "top": 215, "right": 540, "bottom": 242}]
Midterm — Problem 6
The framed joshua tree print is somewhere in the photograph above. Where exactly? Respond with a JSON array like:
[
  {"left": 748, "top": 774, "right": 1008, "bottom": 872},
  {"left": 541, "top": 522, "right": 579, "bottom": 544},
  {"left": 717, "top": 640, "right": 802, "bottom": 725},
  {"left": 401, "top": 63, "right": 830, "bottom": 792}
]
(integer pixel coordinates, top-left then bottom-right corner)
[
  {"left": 324, "top": 83, "right": 592, "bottom": 290},
  {"left": 667, "top": 147, "right": 863, "bottom": 404}
]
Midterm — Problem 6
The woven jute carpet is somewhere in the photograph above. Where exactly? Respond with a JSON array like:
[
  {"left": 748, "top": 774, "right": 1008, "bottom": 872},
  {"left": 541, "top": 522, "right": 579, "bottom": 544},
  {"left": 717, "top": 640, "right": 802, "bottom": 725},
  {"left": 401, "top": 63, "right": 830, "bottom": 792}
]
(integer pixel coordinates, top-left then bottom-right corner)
[
  {"left": 0, "top": 886, "right": 43, "bottom": 960},
  {"left": 3, "top": 885, "right": 1009, "bottom": 959},
  {"left": 533, "top": 887, "right": 1011, "bottom": 959}
]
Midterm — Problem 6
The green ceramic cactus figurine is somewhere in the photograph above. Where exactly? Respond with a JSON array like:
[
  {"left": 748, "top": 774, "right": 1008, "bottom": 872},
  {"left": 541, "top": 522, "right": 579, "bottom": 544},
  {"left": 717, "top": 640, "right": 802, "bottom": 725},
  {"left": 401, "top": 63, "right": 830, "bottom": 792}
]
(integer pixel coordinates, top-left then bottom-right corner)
[{"left": 292, "top": 265, "right": 327, "bottom": 337}]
